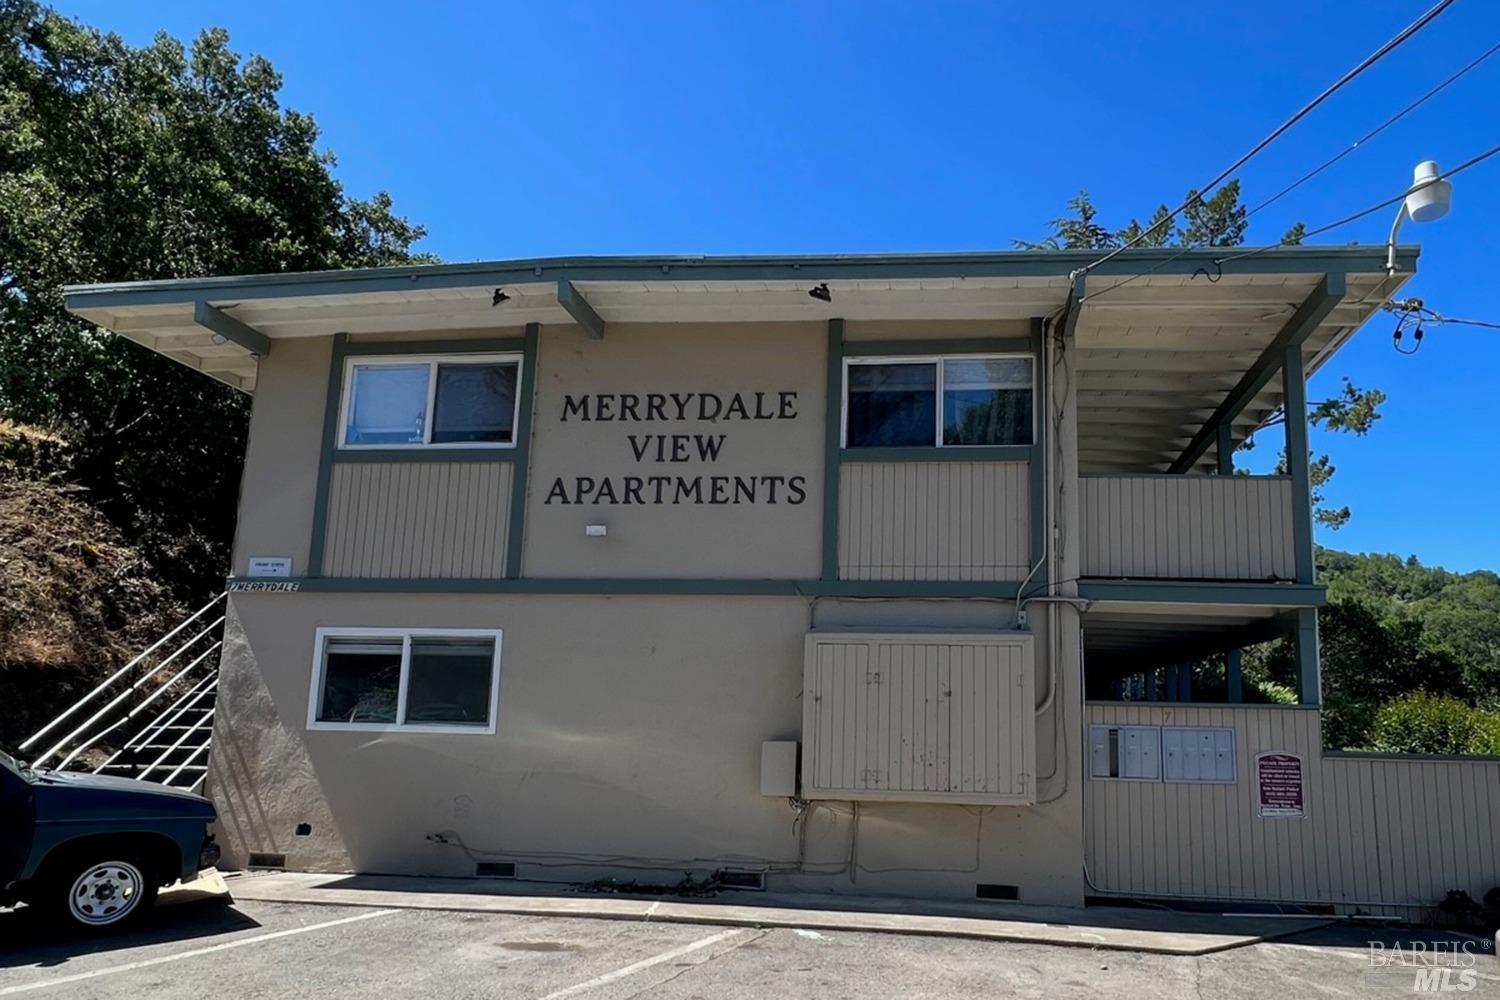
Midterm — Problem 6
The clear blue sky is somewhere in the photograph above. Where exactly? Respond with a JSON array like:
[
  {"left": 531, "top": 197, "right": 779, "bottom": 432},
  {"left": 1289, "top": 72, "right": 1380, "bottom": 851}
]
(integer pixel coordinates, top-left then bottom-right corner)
[{"left": 53, "top": 1, "right": 1500, "bottom": 572}]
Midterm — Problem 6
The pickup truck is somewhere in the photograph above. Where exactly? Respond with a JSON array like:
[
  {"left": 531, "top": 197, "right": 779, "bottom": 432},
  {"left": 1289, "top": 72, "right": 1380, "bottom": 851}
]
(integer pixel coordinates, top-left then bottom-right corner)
[{"left": 0, "top": 748, "right": 220, "bottom": 932}]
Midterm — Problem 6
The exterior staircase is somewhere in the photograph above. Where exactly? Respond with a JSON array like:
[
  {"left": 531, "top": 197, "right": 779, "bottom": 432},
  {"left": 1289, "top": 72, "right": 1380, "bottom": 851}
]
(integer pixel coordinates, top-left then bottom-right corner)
[{"left": 18, "top": 593, "right": 227, "bottom": 792}]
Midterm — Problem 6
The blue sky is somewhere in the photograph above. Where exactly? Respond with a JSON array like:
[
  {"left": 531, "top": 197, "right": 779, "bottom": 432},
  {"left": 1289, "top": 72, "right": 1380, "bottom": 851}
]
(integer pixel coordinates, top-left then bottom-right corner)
[{"left": 54, "top": 1, "right": 1500, "bottom": 572}]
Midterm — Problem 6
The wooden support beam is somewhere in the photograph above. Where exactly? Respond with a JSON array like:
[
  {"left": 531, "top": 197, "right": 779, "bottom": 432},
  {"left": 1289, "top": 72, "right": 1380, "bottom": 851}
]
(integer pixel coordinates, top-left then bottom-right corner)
[
  {"left": 192, "top": 301, "right": 271, "bottom": 357},
  {"left": 1167, "top": 272, "right": 1345, "bottom": 473},
  {"left": 557, "top": 280, "right": 605, "bottom": 339}
]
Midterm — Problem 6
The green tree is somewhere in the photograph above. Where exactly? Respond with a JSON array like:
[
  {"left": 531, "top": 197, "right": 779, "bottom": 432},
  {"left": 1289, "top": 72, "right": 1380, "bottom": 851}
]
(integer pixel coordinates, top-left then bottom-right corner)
[
  {"left": 1178, "top": 183, "right": 1247, "bottom": 247},
  {"left": 0, "top": 1, "right": 432, "bottom": 598}
]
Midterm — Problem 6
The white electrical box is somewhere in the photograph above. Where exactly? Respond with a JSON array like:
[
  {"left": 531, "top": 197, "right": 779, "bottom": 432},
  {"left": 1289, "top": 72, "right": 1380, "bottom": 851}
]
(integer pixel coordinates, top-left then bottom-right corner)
[
  {"left": 801, "top": 631, "right": 1035, "bottom": 805},
  {"left": 760, "top": 741, "right": 799, "bottom": 797},
  {"left": 1162, "top": 726, "right": 1235, "bottom": 783},
  {"left": 1089, "top": 725, "right": 1162, "bottom": 781}
]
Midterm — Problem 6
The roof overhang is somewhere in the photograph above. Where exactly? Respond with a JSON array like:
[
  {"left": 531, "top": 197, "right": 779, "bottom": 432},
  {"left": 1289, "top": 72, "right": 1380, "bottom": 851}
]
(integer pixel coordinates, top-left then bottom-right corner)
[{"left": 63, "top": 246, "right": 1416, "bottom": 470}]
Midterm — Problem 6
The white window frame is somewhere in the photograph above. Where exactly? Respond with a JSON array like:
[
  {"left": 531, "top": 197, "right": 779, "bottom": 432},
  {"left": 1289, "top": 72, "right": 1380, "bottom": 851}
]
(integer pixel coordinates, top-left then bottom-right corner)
[
  {"left": 337, "top": 353, "right": 524, "bottom": 450},
  {"left": 306, "top": 626, "right": 503, "bottom": 734},
  {"left": 840, "top": 353, "right": 1036, "bottom": 449}
]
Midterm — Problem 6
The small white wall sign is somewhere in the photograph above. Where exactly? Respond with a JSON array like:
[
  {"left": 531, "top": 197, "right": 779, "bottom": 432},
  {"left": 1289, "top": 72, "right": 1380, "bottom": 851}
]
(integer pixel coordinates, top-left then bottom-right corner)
[{"left": 247, "top": 557, "right": 294, "bottom": 578}]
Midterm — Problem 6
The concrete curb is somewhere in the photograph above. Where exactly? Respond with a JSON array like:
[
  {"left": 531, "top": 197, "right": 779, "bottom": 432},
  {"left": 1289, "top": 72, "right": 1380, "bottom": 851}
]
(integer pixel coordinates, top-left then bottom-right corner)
[{"left": 219, "top": 871, "right": 1332, "bottom": 956}]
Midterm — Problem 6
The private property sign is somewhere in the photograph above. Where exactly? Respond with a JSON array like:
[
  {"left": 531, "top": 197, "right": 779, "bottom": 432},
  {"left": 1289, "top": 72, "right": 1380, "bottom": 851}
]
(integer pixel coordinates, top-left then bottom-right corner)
[{"left": 1256, "top": 751, "right": 1306, "bottom": 818}]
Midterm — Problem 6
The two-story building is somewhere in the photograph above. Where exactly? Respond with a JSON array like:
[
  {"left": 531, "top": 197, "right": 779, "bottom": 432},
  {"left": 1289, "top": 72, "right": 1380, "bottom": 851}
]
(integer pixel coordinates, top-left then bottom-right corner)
[{"left": 60, "top": 246, "right": 1500, "bottom": 912}]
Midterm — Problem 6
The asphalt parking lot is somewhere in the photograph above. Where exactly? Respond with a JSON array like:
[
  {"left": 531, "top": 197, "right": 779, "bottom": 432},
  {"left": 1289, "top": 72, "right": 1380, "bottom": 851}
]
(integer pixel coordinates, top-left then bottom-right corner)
[{"left": 0, "top": 896, "right": 1495, "bottom": 999}]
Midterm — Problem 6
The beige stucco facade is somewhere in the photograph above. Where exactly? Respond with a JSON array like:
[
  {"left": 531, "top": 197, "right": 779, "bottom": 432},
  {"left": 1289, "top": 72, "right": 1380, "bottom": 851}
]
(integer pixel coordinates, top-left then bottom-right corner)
[
  {"left": 64, "top": 249, "right": 1497, "bottom": 914},
  {"left": 210, "top": 314, "right": 1088, "bottom": 905}
]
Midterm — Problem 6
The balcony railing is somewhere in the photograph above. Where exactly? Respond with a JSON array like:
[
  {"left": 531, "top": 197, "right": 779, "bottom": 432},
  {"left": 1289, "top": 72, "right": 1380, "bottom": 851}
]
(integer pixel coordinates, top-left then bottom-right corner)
[{"left": 1080, "top": 474, "right": 1295, "bottom": 582}]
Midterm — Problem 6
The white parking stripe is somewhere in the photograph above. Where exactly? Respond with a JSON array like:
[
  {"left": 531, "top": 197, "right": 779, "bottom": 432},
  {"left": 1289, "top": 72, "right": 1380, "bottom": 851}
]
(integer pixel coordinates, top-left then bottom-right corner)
[
  {"left": 0, "top": 908, "right": 397, "bottom": 996},
  {"left": 538, "top": 927, "right": 747, "bottom": 999}
]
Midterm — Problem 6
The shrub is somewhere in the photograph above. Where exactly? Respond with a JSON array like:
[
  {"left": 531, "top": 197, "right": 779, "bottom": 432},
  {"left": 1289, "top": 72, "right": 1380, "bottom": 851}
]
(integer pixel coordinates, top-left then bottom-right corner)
[{"left": 1366, "top": 693, "right": 1500, "bottom": 756}]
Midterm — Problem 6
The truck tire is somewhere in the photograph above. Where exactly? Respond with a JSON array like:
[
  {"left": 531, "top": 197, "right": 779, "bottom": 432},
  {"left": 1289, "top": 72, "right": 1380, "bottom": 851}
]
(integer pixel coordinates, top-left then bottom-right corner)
[{"left": 41, "top": 852, "right": 158, "bottom": 932}]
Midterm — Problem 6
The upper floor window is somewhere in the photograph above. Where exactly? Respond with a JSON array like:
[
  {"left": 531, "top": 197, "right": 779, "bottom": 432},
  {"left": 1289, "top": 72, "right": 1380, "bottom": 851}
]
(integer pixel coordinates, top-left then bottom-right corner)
[
  {"left": 340, "top": 354, "right": 521, "bottom": 448},
  {"left": 843, "top": 355, "right": 1034, "bottom": 448}
]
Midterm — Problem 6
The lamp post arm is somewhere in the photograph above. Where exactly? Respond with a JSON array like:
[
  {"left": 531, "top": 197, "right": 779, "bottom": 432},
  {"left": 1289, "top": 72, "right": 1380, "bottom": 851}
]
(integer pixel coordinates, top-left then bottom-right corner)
[{"left": 1386, "top": 201, "right": 1410, "bottom": 275}]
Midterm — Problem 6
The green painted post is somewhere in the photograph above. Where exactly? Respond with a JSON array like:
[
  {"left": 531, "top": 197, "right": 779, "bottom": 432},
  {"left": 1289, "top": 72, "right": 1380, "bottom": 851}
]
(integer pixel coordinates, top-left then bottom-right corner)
[
  {"left": 306, "top": 332, "right": 349, "bottom": 577},
  {"left": 504, "top": 323, "right": 540, "bottom": 579},
  {"left": 820, "top": 319, "right": 844, "bottom": 581},
  {"left": 1283, "top": 345, "right": 1321, "bottom": 705},
  {"left": 1217, "top": 420, "right": 1243, "bottom": 701},
  {"left": 1283, "top": 346, "right": 1315, "bottom": 585},
  {"left": 1294, "top": 607, "right": 1321, "bottom": 706}
]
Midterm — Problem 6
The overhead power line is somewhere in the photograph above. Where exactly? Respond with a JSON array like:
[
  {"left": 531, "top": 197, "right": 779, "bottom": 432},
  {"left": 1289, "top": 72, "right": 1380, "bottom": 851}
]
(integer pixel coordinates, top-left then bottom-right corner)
[
  {"left": 1069, "top": 0, "right": 1458, "bottom": 283},
  {"left": 1245, "top": 40, "right": 1500, "bottom": 219},
  {"left": 1384, "top": 299, "right": 1500, "bottom": 331},
  {"left": 1213, "top": 144, "right": 1500, "bottom": 267},
  {"left": 1080, "top": 40, "right": 1500, "bottom": 303}
]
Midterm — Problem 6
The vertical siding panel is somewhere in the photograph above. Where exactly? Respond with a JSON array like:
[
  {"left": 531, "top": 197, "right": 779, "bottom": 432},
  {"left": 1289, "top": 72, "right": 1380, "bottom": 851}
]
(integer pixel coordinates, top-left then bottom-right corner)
[
  {"left": 322, "top": 461, "right": 513, "bottom": 579},
  {"left": 356, "top": 462, "right": 383, "bottom": 577},
  {"left": 839, "top": 462, "right": 1028, "bottom": 580},
  {"left": 1077, "top": 476, "right": 1302, "bottom": 581},
  {"left": 412, "top": 465, "right": 434, "bottom": 577},
  {"left": 351, "top": 464, "right": 375, "bottom": 576},
  {"left": 450, "top": 464, "right": 471, "bottom": 578},
  {"left": 475, "top": 463, "right": 494, "bottom": 577}
]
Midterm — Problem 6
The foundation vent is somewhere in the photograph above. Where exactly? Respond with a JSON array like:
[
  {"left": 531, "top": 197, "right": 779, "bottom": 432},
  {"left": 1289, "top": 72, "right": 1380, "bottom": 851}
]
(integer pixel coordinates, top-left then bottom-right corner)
[
  {"left": 975, "top": 883, "right": 1020, "bottom": 901},
  {"left": 717, "top": 870, "right": 766, "bottom": 891},
  {"left": 247, "top": 852, "right": 287, "bottom": 869},
  {"left": 475, "top": 862, "right": 517, "bottom": 879}
]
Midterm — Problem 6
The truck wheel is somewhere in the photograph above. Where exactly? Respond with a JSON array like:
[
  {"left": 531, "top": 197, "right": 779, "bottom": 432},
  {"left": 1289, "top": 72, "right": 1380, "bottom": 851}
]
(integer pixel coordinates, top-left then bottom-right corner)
[{"left": 48, "top": 855, "right": 157, "bottom": 931}]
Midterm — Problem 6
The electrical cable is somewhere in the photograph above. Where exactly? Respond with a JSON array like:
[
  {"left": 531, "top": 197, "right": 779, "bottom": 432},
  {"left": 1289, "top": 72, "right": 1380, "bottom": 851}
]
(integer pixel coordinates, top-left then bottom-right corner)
[
  {"left": 1214, "top": 143, "right": 1500, "bottom": 268},
  {"left": 1384, "top": 299, "right": 1500, "bottom": 331},
  {"left": 1247, "top": 41, "right": 1500, "bottom": 219},
  {"left": 1081, "top": 41, "right": 1500, "bottom": 304},
  {"left": 1070, "top": 0, "right": 1458, "bottom": 281}
]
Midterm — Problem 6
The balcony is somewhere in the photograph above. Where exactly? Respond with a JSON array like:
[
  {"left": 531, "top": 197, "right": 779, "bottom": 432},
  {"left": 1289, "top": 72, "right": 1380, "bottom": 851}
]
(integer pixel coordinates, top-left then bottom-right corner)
[{"left": 1080, "top": 474, "right": 1295, "bottom": 582}]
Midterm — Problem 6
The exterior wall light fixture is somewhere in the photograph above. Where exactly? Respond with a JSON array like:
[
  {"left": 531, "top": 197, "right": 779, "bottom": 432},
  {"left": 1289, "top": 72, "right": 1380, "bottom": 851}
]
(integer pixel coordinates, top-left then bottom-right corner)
[{"left": 1387, "top": 160, "right": 1452, "bottom": 275}]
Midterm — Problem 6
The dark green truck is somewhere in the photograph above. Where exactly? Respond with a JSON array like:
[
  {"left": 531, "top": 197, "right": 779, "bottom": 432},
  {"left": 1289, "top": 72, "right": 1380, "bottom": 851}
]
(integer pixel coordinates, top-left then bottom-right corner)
[{"left": 0, "top": 748, "right": 219, "bottom": 931}]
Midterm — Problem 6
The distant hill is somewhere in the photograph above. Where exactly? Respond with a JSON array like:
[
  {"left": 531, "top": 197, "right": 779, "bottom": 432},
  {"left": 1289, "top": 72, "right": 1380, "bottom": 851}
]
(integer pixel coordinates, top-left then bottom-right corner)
[{"left": 1278, "top": 549, "right": 1500, "bottom": 751}]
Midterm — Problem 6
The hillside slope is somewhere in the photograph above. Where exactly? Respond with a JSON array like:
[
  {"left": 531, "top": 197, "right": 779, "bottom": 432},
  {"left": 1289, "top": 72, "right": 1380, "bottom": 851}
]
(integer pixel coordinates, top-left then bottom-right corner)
[{"left": 0, "top": 424, "right": 183, "bottom": 750}]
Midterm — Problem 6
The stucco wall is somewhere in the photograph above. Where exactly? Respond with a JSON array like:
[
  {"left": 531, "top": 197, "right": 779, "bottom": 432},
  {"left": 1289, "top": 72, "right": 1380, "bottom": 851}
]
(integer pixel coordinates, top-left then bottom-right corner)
[
  {"left": 522, "top": 322, "right": 825, "bottom": 579},
  {"left": 208, "top": 591, "right": 1084, "bottom": 905},
  {"left": 230, "top": 335, "right": 330, "bottom": 577}
]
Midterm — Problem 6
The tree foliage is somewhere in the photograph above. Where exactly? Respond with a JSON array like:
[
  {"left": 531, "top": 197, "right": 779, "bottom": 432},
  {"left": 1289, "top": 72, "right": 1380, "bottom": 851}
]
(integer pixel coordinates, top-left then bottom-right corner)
[
  {"left": 1367, "top": 693, "right": 1500, "bottom": 756},
  {"left": 1247, "top": 549, "right": 1500, "bottom": 751},
  {"left": 0, "top": 0, "right": 431, "bottom": 599},
  {"left": 1013, "top": 181, "right": 1252, "bottom": 251}
]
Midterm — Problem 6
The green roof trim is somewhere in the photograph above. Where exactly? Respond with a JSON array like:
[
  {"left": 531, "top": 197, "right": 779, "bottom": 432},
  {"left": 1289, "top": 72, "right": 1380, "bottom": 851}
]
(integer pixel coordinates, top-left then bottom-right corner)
[{"left": 64, "top": 245, "right": 1420, "bottom": 311}]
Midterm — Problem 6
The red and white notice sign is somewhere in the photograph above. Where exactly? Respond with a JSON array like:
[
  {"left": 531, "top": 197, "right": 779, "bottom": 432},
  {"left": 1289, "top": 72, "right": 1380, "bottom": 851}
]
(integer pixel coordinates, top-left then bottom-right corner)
[{"left": 1256, "top": 751, "right": 1305, "bottom": 818}]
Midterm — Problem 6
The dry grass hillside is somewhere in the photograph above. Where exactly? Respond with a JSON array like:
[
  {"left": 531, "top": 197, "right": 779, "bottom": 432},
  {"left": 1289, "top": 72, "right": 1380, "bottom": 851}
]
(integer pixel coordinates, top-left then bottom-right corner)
[{"left": 0, "top": 423, "right": 184, "bottom": 750}]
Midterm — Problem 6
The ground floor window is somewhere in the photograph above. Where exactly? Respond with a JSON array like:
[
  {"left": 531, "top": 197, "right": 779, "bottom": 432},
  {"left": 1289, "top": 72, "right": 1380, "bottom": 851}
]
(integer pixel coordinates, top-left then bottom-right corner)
[{"left": 308, "top": 628, "right": 502, "bottom": 733}]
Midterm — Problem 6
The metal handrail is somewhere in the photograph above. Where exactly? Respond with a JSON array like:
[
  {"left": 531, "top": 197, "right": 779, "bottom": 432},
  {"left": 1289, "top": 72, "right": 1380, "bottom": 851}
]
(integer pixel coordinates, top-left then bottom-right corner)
[
  {"left": 91, "top": 671, "right": 218, "bottom": 774},
  {"left": 20, "top": 592, "right": 227, "bottom": 753},
  {"left": 30, "top": 619, "right": 225, "bottom": 769},
  {"left": 125, "top": 671, "right": 218, "bottom": 751},
  {"left": 54, "top": 640, "right": 223, "bottom": 772},
  {"left": 160, "top": 732, "right": 214, "bottom": 786},
  {"left": 136, "top": 695, "right": 217, "bottom": 780}
]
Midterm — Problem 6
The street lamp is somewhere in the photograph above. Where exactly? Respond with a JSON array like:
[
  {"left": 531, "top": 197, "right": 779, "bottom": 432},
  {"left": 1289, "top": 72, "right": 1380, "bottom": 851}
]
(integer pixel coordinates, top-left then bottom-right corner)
[{"left": 1387, "top": 160, "right": 1452, "bottom": 275}]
